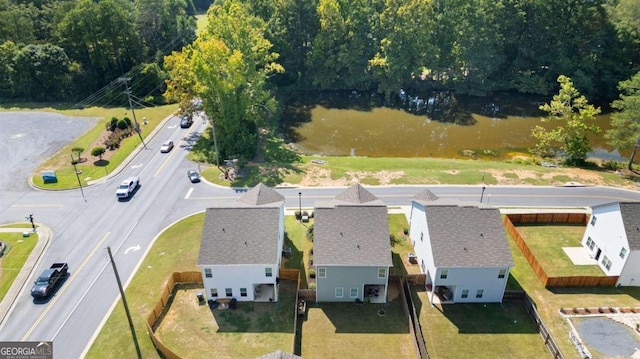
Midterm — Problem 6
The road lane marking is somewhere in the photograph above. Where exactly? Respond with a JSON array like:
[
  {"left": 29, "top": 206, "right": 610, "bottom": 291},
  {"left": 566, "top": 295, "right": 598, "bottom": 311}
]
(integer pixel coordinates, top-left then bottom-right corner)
[
  {"left": 11, "top": 204, "right": 63, "bottom": 208},
  {"left": 185, "top": 188, "right": 193, "bottom": 199},
  {"left": 154, "top": 146, "right": 180, "bottom": 177},
  {"left": 22, "top": 232, "right": 111, "bottom": 341}
]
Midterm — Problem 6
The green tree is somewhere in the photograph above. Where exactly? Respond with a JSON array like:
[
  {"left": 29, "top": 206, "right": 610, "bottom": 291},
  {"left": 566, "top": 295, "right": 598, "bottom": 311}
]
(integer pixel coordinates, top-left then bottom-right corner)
[
  {"left": 165, "top": 0, "right": 283, "bottom": 163},
  {"left": 91, "top": 146, "right": 106, "bottom": 159},
  {"left": 605, "top": 71, "right": 640, "bottom": 169},
  {"left": 12, "top": 43, "right": 72, "bottom": 100},
  {"left": 71, "top": 147, "right": 84, "bottom": 161},
  {"left": 531, "top": 75, "right": 601, "bottom": 165}
]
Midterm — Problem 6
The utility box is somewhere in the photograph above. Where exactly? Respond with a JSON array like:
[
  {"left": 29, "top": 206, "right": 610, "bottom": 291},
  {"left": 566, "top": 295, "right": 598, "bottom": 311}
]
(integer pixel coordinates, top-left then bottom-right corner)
[{"left": 41, "top": 171, "right": 57, "bottom": 184}]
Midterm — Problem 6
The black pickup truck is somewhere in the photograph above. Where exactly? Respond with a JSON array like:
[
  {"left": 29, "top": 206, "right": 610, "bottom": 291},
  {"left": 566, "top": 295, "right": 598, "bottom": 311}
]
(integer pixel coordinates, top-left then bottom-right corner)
[{"left": 31, "top": 262, "right": 69, "bottom": 298}]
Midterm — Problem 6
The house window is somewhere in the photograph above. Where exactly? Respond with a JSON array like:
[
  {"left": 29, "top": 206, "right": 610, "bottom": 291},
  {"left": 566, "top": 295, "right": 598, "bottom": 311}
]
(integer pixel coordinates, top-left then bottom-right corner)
[
  {"left": 225, "top": 288, "right": 233, "bottom": 297},
  {"left": 350, "top": 288, "right": 358, "bottom": 298},
  {"left": 602, "top": 256, "right": 612, "bottom": 271},
  {"left": 461, "top": 290, "right": 469, "bottom": 298},
  {"left": 240, "top": 288, "right": 247, "bottom": 297},
  {"left": 378, "top": 268, "right": 386, "bottom": 278},
  {"left": 590, "top": 216, "right": 597, "bottom": 226},
  {"left": 204, "top": 268, "right": 212, "bottom": 278},
  {"left": 335, "top": 287, "right": 344, "bottom": 298},
  {"left": 440, "top": 269, "right": 448, "bottom": 279},
  {"left": 318, "top": 267, "right": 326, "bottom": 278},
  {"left": 586, "top": 237, "right": 593, "bottom": 250},
  {"left": 265, "top": 268, "right": 273, "bottom": 277},
  {"left": 620, "top": 247, "right": 627, "bottom": 259},
  {"left": 476, "top": 289, "right": 484, "bottom": 298},
  {"left": 210, "top": 288, "right": 218, "bottom": 297},
  {"left": 588, "top": 237, "right": 595, "bottom": 250},
  {"left": 498, "top": 269, "right": 506, "bottom": 279}
]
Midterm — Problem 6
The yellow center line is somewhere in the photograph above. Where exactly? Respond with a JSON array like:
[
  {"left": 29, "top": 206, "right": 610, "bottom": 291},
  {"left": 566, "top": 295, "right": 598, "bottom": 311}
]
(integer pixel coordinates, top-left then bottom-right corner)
[
  {"left": 154, "top": 144, "right": 180, "bottom": 177},
  {"left": 21, "top": 232, "right": 111, "bottom": 341}
]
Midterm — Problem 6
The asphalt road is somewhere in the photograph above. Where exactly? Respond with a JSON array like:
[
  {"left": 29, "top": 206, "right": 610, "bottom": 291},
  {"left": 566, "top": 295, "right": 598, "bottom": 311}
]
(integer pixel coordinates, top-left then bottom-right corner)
[{"left": 1, "top": 111, "right": 640, "bottom": 358}]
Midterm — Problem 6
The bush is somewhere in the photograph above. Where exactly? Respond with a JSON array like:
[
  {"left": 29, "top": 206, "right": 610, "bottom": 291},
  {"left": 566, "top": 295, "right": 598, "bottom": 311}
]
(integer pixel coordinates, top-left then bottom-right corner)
[
  {"left": 309, "top": 269, "right": 316, "bottom": 278},
  {"left": 601, "top": 160, "right": 622, "bottom": 171},
  {"left": 308, "top": 283, "right": 316, "bottom": 289},
  {"left": 295, "top": 210, "right": 302, "bottom": 220},
  {"left": 403, "top": 227, "right": 409, "bottom": 235},
  {"left": 109, "top": 117, "right": 118, "bottom": 131},
  {"left": 117, "top": 119, "right": 130, "bottom": 130}
]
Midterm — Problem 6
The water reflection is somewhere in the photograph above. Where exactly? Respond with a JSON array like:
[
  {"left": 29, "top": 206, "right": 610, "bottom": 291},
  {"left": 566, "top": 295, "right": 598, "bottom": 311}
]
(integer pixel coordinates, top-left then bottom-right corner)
[{"left": 281, "top": 91, "right": 623, "bottom": 161}]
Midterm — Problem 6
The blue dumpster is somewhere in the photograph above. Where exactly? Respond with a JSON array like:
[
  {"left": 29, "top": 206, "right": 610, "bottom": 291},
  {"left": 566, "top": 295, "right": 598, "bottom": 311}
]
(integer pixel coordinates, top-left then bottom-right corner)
[{"left": 41, "top": 171, "right": 57, "bottom": 183}]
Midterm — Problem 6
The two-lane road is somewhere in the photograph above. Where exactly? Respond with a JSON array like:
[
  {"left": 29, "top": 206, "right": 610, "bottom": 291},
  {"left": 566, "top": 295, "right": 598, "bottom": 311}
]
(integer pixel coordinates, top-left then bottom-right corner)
[{"left": 1, "top": 111, "right": 640, "bottom": 358}]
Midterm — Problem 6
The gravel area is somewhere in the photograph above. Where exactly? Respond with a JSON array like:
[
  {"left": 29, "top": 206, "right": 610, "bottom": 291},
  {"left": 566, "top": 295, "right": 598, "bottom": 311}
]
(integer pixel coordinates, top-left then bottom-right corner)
[
  {"left": 0, "top": 111, "right": 98, "bottom": 191},
  {"left": 574, "top": 316, "right": 640, "bottom": 357}
]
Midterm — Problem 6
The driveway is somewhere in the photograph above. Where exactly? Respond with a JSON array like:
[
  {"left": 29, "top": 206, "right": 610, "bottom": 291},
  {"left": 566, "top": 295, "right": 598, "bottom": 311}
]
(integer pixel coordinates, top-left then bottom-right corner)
[{"left": 0, "top": 111, "right": 98, "bottom": 191}]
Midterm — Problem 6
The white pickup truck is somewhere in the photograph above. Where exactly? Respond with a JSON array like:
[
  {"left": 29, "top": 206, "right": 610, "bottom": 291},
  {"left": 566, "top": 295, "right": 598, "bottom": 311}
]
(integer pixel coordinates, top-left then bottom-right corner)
[{"left": 116, "top": 176, "right": 139, "bottom": 199}]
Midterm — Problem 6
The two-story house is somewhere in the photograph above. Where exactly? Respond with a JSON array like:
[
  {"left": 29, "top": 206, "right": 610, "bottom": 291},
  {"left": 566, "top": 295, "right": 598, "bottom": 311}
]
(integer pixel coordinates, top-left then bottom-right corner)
[
  {"left": 313, "top": 184, "right": 393, "bottom": 303},
  {"left": 198, "top": 183, "right": 285, "bottom": 302},
  {"left": 409, "top": 189, "right": 514, "bottom": 304}
]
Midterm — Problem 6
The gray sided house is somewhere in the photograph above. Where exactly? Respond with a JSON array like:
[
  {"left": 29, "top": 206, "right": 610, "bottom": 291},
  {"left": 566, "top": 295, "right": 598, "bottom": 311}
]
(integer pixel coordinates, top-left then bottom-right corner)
[
  {"left": 198, "top": 183, "right": 285, "bottom": 302},
  {"left": 409, "top": 189, "right": 514, "bottom": 304},
  {"left": 313, "top": 184, "right": 393, "bottom": 303}
]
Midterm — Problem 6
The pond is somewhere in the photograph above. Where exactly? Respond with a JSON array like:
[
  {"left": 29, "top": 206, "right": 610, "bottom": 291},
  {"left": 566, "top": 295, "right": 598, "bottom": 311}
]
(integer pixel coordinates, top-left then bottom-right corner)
[{"left": 281, "top": 91, "right": 625, "bottom": 161}]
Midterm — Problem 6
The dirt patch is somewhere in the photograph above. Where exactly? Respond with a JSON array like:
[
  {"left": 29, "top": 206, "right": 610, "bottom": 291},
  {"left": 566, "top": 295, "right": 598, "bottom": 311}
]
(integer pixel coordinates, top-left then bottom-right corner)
[
  {"left": 85, "top": 129, "right": 116, "bottom": 162},
  {"left": 298, "top": 165, "right": 405, "bottom": 186}
]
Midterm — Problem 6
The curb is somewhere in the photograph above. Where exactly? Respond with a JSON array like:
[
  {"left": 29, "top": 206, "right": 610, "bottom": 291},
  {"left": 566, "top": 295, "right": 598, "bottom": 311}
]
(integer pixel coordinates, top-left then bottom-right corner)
[{"left": 0, "top": 225, "right": 51, "bottom": 328}]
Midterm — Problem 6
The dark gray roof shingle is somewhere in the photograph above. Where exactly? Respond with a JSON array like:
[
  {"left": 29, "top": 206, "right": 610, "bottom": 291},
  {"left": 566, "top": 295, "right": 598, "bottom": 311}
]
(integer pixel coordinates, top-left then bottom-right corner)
[
  {"left": 412, "top": 189, "right": 440, "bottom": 202},
  {"left": 314, "top": 185, "right": 392, "bottom": 267},
  {"left": 424, "top": 205, "right": 514, "bottom": 268},
  {"left": 238, "top": 183, "right": 285, "bottom": 206},
  {"left": 198, "top": 207, "right": 281, "bottom": 265},
  {"left": 618, "top": 202, "right": 640, "bottom": 251}
]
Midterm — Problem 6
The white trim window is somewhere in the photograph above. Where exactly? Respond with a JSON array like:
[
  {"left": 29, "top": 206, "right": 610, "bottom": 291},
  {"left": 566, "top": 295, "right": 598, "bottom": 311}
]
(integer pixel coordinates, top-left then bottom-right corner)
[
  {"left": 210, "top": 288, "right": 218, "bottom": 297},
  {"left": 204, "top": 268, "right": 212, "bottom": 278},
  {"left": 590, "top": 216, "right": 597, "bottom": 226},
  {"left": 350, "top": 288, "right": 358, "bottom": 298},
  {"left": 265, "top": 267, "right": 273, "bottom": 277},
  {"left": 498, "top": 269, "right": 506, "bottom": 279},
  {"left": 461, "top": 289, "right": 469, "bottom": 299},
  {"left": 335, "top": 287, "right": 344, "bottom": 298},
  {"left": 586, "top": 237, "right": 594, "bottom": 250},
  {"left": 440, "top": 269, "right": 448, "bottom": 279},
  {"left": 318, "top": 267, "right": 326, "bottom": 278},
  {"left": 476, "top": 289, "right": 484, "bottom": 298},
  {"left": 378, "top": 268, "right": 387, "bottom": 279},
  {"left": 620, "top": 247, "right": 627, "bottom": 259},
  {"left": 225, "top": 288, "right": 233, "bottom": 297}
]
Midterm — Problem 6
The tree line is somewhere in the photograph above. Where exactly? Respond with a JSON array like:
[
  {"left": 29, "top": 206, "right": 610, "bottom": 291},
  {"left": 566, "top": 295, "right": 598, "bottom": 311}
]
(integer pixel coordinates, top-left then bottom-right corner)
[
  {"left": 0, "top": 0, "right": 198, "bottom": 101},
  {"left": 165, "top": 0, "right": 640, "bottom": 165}
]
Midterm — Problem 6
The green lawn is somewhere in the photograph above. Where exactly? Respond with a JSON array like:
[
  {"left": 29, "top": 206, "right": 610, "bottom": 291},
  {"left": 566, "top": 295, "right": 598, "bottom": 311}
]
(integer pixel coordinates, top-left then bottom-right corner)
[
  {"left": 0, "top": 232, "right": 38, "bottom": 302},
  {"left": 516, "top": 224, "right": 604, "bottom": 277},
  {"left": 301, "top": 296, "right": 416, "bottom": 359},
  {"left": 417, "top": 296, "right": 550, "bottom": 359}
]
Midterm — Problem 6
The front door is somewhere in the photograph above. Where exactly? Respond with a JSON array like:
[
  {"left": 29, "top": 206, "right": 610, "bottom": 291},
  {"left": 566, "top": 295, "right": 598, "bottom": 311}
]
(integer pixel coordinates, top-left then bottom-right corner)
[{"left": 595, "top": 247, "right": 602, "bottom": 261}]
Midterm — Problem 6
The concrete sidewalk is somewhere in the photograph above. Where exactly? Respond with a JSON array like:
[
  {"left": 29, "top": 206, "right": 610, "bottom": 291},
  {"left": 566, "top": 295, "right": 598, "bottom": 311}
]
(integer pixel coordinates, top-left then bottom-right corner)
[{"left": 0, "top": 226, "right": 51, "bottom": 327}]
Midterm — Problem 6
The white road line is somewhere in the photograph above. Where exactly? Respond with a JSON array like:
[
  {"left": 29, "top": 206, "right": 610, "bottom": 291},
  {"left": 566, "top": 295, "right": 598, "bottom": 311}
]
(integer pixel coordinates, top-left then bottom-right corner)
[{"left": 185, "top": 188, "right": 193, "bottom": 199}]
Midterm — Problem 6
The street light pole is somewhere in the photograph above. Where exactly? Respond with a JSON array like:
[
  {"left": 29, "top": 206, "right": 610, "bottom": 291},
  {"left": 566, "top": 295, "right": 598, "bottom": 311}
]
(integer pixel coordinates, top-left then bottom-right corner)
[
  {"left": 298, "top": 192, "right": 302, "bottom": 222},
  {"left": 480, "top": 172, "right": 486, "bottom": 203},
  {"left": 71, "top": 154, "right": 87, "bottom": 202}
]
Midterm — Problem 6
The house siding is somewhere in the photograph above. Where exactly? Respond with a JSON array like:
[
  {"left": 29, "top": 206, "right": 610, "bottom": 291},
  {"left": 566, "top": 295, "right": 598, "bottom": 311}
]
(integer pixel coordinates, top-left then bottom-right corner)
[
  {"left": 316, "top": 266, "right": 389, "bottom": 302},
  {"left": 430, "top": 267, "right": 510, "bottom": 303},
  {"left": 618, "top": 251, "right": 640, "bottom": 286},
  {"left": 200, "top": 264, "right": 279, "bottom": 302},
  {"left": 582, "top": 203, "right": 627, "bottom": 276},
  {"left": 409, "top": 203, "right": 435, "bottom": 277}
]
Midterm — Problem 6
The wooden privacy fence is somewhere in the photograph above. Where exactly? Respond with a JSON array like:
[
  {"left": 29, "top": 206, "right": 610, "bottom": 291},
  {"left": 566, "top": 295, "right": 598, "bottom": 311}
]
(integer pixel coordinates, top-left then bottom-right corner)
[
  {"left": 507, "top": 213, "right": 588, "bottom": 225},
  {"left": 146, "top": 271, "right": 203, "bottom": 359},
  {"left": 406, "top": 274, "right": 426, "bottom": 286},
  {"left": 396, "top": 276, "right": 429, "bottom": 359},
  {"left": 279, "top": 268, "right": 299, "bottom": 280},
  {"left": 504, "top": 215, "right": 617, "bottom": 287},
  {"left": 522, "top": 294, "right": 564, "bottom": 359}
]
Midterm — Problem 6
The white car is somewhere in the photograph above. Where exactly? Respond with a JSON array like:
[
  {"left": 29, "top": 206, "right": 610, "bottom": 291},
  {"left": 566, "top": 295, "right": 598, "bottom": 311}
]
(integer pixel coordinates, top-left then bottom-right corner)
[
  {"left": 160, "top": 141, "right": 174, "bottom": 153},
  {"left": 116, "top": 177, "right": 139, "bottom": 199}
]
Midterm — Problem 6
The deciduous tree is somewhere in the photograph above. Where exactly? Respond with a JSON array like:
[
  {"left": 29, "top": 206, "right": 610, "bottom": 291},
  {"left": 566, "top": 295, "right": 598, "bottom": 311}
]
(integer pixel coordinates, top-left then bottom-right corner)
[
  {"left": 531, "top": 75, "right": 601, "bottom": 165},
  {"left": 605, "top": 71, "right": 640, "bottom": 169}
]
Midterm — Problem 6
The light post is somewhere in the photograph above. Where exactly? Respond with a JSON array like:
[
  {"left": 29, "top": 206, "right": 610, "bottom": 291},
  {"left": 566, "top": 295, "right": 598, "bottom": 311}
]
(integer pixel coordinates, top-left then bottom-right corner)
[
  {"left": 298, "top": 192, "right": 302, "bottom": 223},
  {"left": 71, "top": 154, "right": 87, "bottom": 202},
  {"left": 480, "top": 172, "right": 486, "bottom": 203},
  {"left": 26, "top": 214, "right": 35, "bottom": 232},
  {"left": 119, "top": 77, "right": 146, "bottom": 149}
]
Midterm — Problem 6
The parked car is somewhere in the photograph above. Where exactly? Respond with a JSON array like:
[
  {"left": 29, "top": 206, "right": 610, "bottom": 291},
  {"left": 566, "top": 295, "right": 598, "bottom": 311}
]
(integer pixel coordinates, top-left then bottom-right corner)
[
  {"left": 160, "top": 140, "right": 174, "bottom": 153},
  {"left": 180, "top": 115, "right": 193, "bottom": 128},
  {"left": 187, "top": 169, "right": 201, "bottom": 183},
  {"left": 116, "top": 176, "right": 139, "bottom": 199}
]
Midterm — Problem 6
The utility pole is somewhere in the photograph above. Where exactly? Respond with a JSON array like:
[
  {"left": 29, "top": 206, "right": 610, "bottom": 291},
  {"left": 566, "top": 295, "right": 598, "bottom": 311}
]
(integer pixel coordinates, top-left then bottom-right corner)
[
  {"left": 107, "top": 246, "right": 142, "bottom": 359},
  {"left": 298, "top": 192, "right": 302, "bottom": 222},
  {"left": 119, "top": 77, "right": 146, "bottom": 149},
  {"left": 71, "top": 154, "right": 87, "bottom": 202},
  {"left": 26, "top": 214, "right": 35, "bottom": 232},
  {"left": 480, "top": 172, "right": 486, "bottom": 203}
]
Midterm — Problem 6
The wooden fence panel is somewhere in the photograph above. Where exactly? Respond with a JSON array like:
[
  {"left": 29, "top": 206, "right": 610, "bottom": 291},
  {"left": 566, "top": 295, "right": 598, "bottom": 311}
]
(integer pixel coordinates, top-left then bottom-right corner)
[
  {"left": 279, "top": 268, "right": 299, "bottom": 280},
  {"left": 406, "top": 274, "right": 426, "bottom": 286},
  {"left": 297, "top": 289, "right": 316, "bottom": 302}
]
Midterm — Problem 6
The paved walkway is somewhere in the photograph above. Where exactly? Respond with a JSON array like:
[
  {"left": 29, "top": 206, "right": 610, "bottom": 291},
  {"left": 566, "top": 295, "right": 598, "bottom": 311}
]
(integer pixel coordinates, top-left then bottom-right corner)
[{"left": 0, "top": 226, "right": 51, "bottom": 326}]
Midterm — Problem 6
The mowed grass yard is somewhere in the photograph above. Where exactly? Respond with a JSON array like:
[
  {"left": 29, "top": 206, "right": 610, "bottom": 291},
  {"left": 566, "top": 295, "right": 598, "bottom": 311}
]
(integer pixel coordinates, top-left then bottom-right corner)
[
  {"left": 515, "top": 224, "right": 603, "bottom": 277},
  {"left": 0, "top": 229, "right": 38, "bottom": 302},
  {"left": 88, "top": 213, "right": 418, "bottom": 358},
  {"left": 505, "top": 225, "right": 640, "bottom": 359}
]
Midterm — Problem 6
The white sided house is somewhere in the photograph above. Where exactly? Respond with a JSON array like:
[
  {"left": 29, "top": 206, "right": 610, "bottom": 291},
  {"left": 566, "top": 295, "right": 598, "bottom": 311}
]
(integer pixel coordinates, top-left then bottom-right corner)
[
  {"left": 313, "top": 184, "right": 393, "bottom": 303},
  {"left": 409, "top": 189, "right": 514, "bottom": 304},
  {"left": 581, "top": 201, "right": 640, "bottom": 286},
  {"left": 197, "top": 183, "right": 285, "bottom": 302}
]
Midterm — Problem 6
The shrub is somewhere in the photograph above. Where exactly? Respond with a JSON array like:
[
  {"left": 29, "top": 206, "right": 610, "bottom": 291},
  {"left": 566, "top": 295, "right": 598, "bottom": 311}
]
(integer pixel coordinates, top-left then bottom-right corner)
[
  {"left": 601, "top": 160, "right": 622, "bottom": 171},
  {"left": 91, "top": 146, "right": 106, "bottom": 159},
  {"left": 309, "top": 269, "right": 316, "bottom": 278},
  {"left": 117, "top": 119, "right": 130, "bottom": 130},
  {"left": 308, "top": 283, "right": 316, "bottom": 289},
  {"left": 295, "top": 210, "right": 302, "bottom": 220},
  {"left": 390, "top": 234, "right": 398, "bottom": 246},
  {"left": 72, "top": 147, "right": 84, "bottom": 160},
  {"left": 109, "top": 117, "right": 118, "bottom": 131},
  {"left": 403, "top": 227, "right": 409, "bottom": 235}
]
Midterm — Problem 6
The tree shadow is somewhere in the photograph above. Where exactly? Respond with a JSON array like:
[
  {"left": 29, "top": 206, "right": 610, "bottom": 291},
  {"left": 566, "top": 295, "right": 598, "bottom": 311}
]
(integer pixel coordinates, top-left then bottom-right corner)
[{"left": 93, "top": 159, "right": 110, "bottom": 167}]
